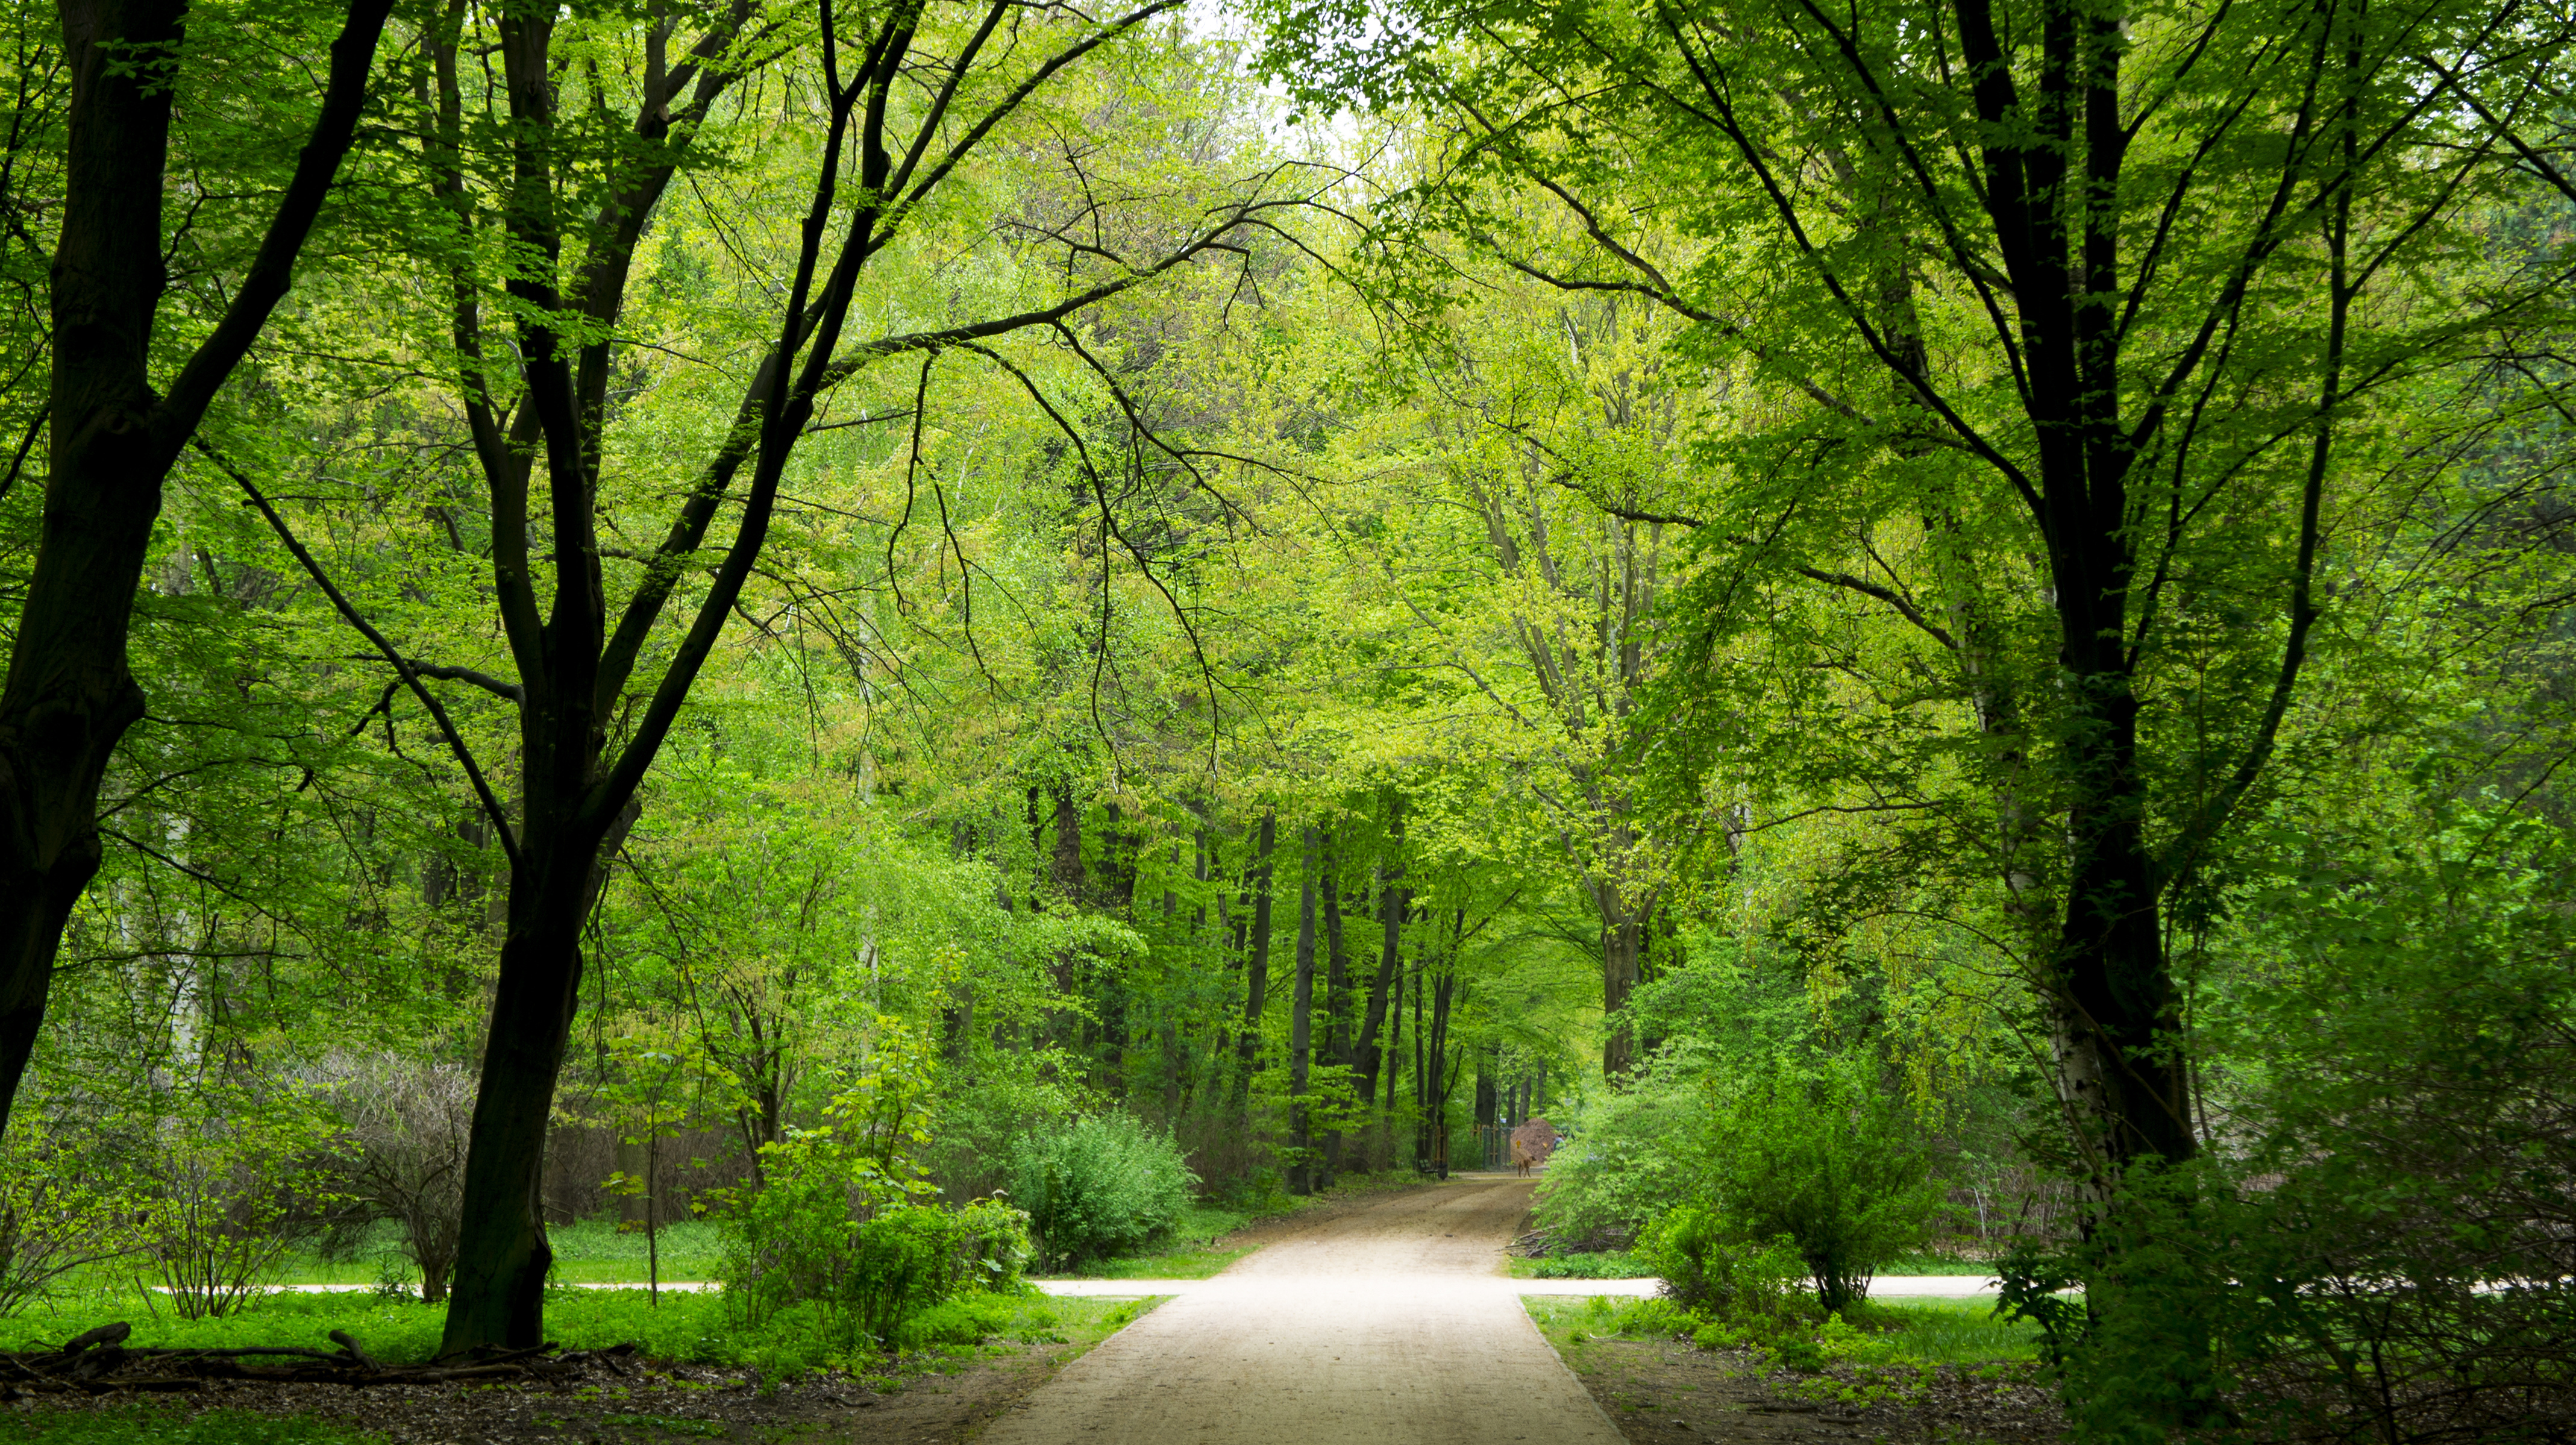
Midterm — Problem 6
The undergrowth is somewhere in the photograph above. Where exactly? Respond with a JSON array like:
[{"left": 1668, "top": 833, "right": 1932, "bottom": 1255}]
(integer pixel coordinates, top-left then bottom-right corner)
[{"left": 1530, "top": 1291, "right": 2040, "bottom": 1375}]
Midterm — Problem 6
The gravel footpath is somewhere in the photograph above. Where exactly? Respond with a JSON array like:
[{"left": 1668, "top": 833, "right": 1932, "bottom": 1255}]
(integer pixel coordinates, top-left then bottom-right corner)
[{"left": 980, "top": 1177, "right": 1625, "bottom": 1445}]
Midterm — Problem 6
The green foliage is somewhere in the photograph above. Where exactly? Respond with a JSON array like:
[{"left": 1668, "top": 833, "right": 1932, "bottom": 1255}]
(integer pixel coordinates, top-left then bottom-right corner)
[
  {"left": 718, "top": 1030, "right": 1033, "bottom": 1359},
  {"left": 1530, "top": 1058, "right": 1709, "bottom": 1249},
  {"left": 1008, "top": 1112, "right": 1197, "bottom": 1269},
  {"left": 1705, "top": 1066, "right": 1943, "bottom": 1316},
  {"left": 2004, "top": 801, "right": 2576, "bottom": 1441},
  {"left": 137, "top": 1085, "right": 345, "bottom": 1320},
  {"left": 0, "top": 1122, "right": 138, "bottom": 1317},
  {"left": 1641, "top": 1207, "right": 1807, "bottom": 1326},
  {"left": 1526, "top": 1250, "right": 1645, "bottom": 1280}
]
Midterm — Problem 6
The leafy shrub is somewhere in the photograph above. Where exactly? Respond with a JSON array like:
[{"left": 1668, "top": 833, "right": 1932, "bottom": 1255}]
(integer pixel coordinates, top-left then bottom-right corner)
[
  {"left": 1644, "top": 1205, "right": 1807, "bottom": 1324},
  {"left": 137, "top": 1085, "right": 342, "bottom": 1319},
  {"left": 721, "top": 1031, "right": 1031, "bottom": 1358},
  {"left": 1530, "top": 1058, "right": 1708, "bottom": 1250},
  {"left": 0, "top": 1120, "right": 139, "bottom": 1317},
  {"left": 2004, "top": 807, "right": 2576, "bottom": 1443},
  {"left": 1704, "top": 1064, "right": 1943, "bottom": 1315},
  {"left": 1007, "top": 1111, "right": 1196, "bottom": 1268}
]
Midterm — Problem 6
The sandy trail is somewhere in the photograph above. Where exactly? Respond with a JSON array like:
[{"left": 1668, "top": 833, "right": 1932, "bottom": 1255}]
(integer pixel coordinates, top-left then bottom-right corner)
[{"left": 979, "top": 1177, "right": 1625, "bottom": 1445}]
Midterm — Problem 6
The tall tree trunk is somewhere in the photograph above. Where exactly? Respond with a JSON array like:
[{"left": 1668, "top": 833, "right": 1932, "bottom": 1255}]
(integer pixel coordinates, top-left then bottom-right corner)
[
  {"left": 1318, "top": 829, "right": 1347, "bottom": 1181},
  {"left": 1592, "top": 886, "right": 1649, "bottom": 1080},
  {"left": 1231, "top": 811, "right": 1276, "bottom": 1115},
  {"left": 1426, "top": 953, "right": 1454, "bottom": 1179},
  {"left": 0, "top": 0, "right": 392, "bottom": 1142},
  {"left": 1351, "top": 798, "right": 1405, "bottom": 1115},
  {"left": 1287, "top": 825, "right": 1317, "bottom": 1194}
]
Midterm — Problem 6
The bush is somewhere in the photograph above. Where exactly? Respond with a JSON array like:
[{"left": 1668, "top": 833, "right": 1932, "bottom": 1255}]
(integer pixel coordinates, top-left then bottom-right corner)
[
  {"left": 1705, "top": 1064, "right": 1943, "bottom": 1315},
  {"left": 1008, "top": 1111, "right": 1196, "bottom": 1268},
  {"left": 2002, "top": 807, "right": 2576, "bottom": 1442},
  {"left": 721, "top": 1031, "right": 1031, "bottom": 1358},
  {"left": 1643, "top": 1205, "right": 1808, "bottom": 1325},
  {"left": 1531, "top": 1058, "right": 1708, "bottom": 1251},
  {"left": 311, "top": 1052, "right": 472, "bottom": 1304},
  {"left": 136, "top": 1085, "right": 342, "bottom": 1319},
  {"left": 0, "top": 1120, "right": 139, "bottom": 1317}
]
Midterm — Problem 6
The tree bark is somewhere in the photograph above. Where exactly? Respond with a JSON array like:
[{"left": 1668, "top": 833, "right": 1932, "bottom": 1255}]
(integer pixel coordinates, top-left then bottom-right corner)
[
  {"left": 1352, "top": 798, "right": 1406, "bottom": 1118},
  {"left": 1287, "top": 825, "right": 1317, "bottom": 1194},
  {"left": 1318, "top": 829, "right": 1347, "bottom": 1181},
  {"left": 1592, "top": 886, "right": 1650, "bottom": 1080},
  {"left": 1231, "top": 811, "right": 1276, "bottom": 1114},
  {"left": 0, "top": 0, "right": 393, "bottom": 1141}
]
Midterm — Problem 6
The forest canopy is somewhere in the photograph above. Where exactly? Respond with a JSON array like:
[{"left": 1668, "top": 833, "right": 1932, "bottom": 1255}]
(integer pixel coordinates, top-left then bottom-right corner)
[{"left": 1, "top": 0, "right": 2571, "bottom": 1435}]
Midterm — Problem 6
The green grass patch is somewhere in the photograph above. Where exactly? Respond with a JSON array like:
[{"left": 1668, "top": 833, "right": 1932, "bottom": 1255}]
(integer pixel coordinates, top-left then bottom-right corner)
[
  {"left": 1511, "top": 1250, "right": 1648, "bottom": 1280},
  {"left": 1834, "top": 1299, "right": 2040, "bottom": 1367},
  {"left": 1523, "top": 1293, "right": 2039, "bottom": 1372},
  {"left": 7, "top": 1284, "right": 1148, "bottom": 1380},
  {"left": 0, "top": 1403, "right": 382, "bottom": 1444},
  {"left": 1876, "top": 1252, "right": 2002, "bottom": 1277},
  {"left": 259, "top": 1218, "right": 726, "bottom": 1290},
  {"left": 1039, "top": 1172, "right": 1429, "bottom": 1281}
]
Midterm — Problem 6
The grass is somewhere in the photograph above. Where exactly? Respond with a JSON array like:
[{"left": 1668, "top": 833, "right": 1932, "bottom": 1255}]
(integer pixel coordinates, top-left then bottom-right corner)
[
  {"left": 1039, "top": 1171, "right": 1433, "bottom": 1281},
  {"left": 1522, "top": 1292, "right": 2040, "bottom": 1370},
  {"left": 263, "top": 1218, "right": 726, "bottom": 1290},
  {"left": 1878, "top": 1252, "right": 2005, "bottom": 1277},
  {"left": 1834, "top": 1298, "right": 2042, "bottom": 1366},
  {"left": 5, "top": 1284, "right": 1151, "bottom": 1379},
  {"left": 1505, "top": 1250, "right": 1649, "bottom": 1279},
  {"left": 0, "top": 1405, "right": 383, "bottom": 1444}
]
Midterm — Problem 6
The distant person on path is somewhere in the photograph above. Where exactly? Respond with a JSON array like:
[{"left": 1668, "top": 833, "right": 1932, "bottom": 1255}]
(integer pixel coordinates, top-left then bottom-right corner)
[{"left": 1510, "top": 1118, "right": 1559, "bottom": 1176}]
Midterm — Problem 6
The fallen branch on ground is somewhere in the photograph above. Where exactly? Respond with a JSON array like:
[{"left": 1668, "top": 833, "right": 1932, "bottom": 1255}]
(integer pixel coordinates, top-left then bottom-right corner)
[{"left": 0, "top": 1324, "right": 639, "bottom": 1398}]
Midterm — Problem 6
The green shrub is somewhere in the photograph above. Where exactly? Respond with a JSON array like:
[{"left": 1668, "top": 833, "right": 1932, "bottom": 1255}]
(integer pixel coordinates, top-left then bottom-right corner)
[
  {"left": 1643, "top": 1205, "right": 1808, "bottom": 1324},
  {"left": 1529, "top": 1059, "right": 1708, "bottom": 1250},
  {"left": 719, "top": 1033, "right": 1032, "bottom": 1359},
  {"left": 1008, "top": 1111, "right": 1196, "bottom": 1268},
  {"left": 1705, "top": 1064, "right": 1943, "bottom": 1315}
]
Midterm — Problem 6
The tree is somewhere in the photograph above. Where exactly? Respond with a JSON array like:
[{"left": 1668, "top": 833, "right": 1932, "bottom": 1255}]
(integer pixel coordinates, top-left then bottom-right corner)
[
  {"left": 0, "top": 0, "right": 393, "bottom": 1143},
  {"left": 229, "top": 0, "right": 1305, "bottom": 1351},
  {"left": 1262, "top": 0, "right": 2576, "bottom": 1188}
]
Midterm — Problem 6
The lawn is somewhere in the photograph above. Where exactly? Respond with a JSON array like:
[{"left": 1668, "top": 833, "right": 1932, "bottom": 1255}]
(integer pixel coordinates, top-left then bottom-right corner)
[
  {"left": 259, "top": 1218, "right": 726, "bottom": 1290},
  {"left": 1522, "top": 1292, "right": 2042, "bottom": 1369},
  {"left": 1038, "top": 1171, "right": 1432, "bottom": 1281},
  {"left": 5, "top": 1284, "right": 1145, "bottom": 1380}
]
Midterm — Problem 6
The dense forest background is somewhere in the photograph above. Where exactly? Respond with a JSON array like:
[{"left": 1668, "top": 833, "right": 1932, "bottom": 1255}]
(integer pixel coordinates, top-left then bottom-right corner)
[{"left": 1, "top": 0, "right": 2571, "bottom": 1435}]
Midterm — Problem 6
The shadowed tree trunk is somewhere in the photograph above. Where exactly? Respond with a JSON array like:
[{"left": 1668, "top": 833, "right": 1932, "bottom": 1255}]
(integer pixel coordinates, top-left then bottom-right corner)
[
  {"left": 1286, "top": 824, "right": 1317, "bottom": 1194},
  {"left": 1352, "top": 797, "right": 1405, "bottom": 1120},
  {"left": 1318, "top": 827, "right": 1348, "bottom": 1182},
  {"left": 1231, "top": 810, "right": 1276, "bottom": 1117},
  {"left": 0, "top": 0, "right": 393, "bottom": 1142}
]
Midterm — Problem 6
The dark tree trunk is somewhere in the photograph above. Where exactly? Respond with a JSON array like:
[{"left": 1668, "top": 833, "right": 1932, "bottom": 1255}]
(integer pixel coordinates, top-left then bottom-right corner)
[
  {"left": 1318, "top": 829, "right": 1347, "bottom": 1180},
  {"left": 1425, "top": 939, "right": 1455, "bottom": 1179},
  {"left": 1351, "top": 798, "right": 1405, "bottom": 1115},
  {"left": 1232, "top": 811, "right": 1276, "bottom": 1114},
  {"left": 0, "top": 0, "right": 392, "bottom": 1141},
  {"left": 1049, "top": 785, "right": 1085, "bottom": 901},
  {"left": 1287, "top": 824, "right": 1317, "bottom": 1194}
]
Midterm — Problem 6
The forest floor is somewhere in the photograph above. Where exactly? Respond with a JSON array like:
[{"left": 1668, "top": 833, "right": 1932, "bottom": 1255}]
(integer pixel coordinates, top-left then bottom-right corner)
[
  {"left": 1, "top": 1294, "right": 1151, "bottom": 1444},
  {"left": 1526, "top": 1301, "right": 2065, "bottom": 1445}
]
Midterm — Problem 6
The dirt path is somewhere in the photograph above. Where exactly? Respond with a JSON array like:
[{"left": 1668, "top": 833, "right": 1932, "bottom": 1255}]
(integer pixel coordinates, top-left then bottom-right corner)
[{"left": 978, "top": 1177, "right": 1624, "bottom": 1445}]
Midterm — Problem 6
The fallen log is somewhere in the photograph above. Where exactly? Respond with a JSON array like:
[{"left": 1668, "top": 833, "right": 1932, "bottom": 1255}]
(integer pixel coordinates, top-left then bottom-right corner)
[{"left": 0, "top": 1329, "right": 645, "bottom": 1394}]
